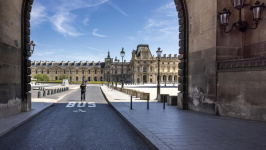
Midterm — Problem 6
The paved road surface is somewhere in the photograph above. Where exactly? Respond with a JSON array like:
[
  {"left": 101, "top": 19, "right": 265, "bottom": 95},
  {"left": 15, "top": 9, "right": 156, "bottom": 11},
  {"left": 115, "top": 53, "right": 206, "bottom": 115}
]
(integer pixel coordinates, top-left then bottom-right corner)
[{"left": 0, "top": 86, "right": 152, "bottom": 150}]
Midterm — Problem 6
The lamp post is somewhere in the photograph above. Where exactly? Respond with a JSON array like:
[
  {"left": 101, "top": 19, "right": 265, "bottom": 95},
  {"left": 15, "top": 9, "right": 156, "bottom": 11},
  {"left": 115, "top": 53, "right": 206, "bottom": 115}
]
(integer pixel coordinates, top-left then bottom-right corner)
[
  {"left": 111, "top": 63, "right": 114, "bottom": 88},
  {"left": 114, "top": 57, "right": 118, "bottom": 87},
  {"left": 156, "top": 47, "right": 162, "bottom": 100},
  {"left": 29, "top": 40, "right": 35, "bottom": 55},
  {"left": 37, "top": 69, "right": 39, "bottom": 85},
  {"left": 120, "top": 47, "right": 125, "bottom": 89},
  {"left": 218, "top": 1, "right": 265, "bottom": 33}
]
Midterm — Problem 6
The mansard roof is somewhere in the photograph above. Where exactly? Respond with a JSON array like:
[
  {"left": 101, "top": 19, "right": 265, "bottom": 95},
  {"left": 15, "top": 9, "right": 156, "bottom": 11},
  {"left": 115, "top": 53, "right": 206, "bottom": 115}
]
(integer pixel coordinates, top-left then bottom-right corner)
[{"left": 31, "top": 61, "right": 105, "bottom": 69}]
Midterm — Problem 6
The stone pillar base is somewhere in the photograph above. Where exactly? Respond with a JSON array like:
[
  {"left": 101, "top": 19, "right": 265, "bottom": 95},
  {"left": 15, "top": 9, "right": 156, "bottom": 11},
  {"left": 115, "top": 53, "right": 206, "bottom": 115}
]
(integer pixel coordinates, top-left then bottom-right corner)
[{"left": 21, "top": 92, "right": 31, "bottom": 112}]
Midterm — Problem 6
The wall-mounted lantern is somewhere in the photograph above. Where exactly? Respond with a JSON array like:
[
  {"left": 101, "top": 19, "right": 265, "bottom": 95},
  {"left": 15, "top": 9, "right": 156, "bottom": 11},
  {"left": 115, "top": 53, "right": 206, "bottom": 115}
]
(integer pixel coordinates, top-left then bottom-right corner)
[{"left": 218, "top": 0, "right": 265, "bottom": 33}]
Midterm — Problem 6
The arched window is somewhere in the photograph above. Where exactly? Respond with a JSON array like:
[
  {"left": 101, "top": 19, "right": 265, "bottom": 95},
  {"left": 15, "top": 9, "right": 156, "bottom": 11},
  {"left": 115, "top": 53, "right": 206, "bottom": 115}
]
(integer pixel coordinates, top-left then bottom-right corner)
[
  {"left": 76, "top": 77, "right": 78, "bottom": 81},
  {"left": 55, "top": 76, "right": 58, "bottom": 80},
  {"left": 95, "top": 70, "right": 97, "bottom": 74},
  {"left": 150, "top": 67, "right": 152, "bottom": 72},
  {"left": 143, "top": 66, "right": 147, "bottom": 72},
  {"left": 88, "top": 77, "right": 91, "bottom": 81},
  {"left": 82, "top": 70, "right": 84, "bottom": 74},
  {"left": 138, "top": 67, "right": 140, "bottom": 72},
  {"left": 162, "top": 68, "right": 164, "bottom": 72}
]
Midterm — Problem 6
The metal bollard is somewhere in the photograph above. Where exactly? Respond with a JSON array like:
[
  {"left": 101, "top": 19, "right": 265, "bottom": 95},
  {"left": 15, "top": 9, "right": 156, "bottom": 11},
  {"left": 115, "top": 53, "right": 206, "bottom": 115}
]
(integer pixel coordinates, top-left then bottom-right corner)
[
  {"left": 163, "top": 95, "right": 165, "bottom": 109},
  {"left": 147, "top": 95, "right": 149, "bottom": 109},
  {"left": 38, "top": 91, "right": 43, "bottom": 98},
  {"left": 47, "top": 90, "right": 50, "bottom": 95},
  {"left": 51, "top": 89, "right": 54, "bottom": 95},
  {"left": 130, "top": 95, "right": 132, "bottom": 110},
  {"left": 43, "top": 90, "right": 47, "bottom": 97}
]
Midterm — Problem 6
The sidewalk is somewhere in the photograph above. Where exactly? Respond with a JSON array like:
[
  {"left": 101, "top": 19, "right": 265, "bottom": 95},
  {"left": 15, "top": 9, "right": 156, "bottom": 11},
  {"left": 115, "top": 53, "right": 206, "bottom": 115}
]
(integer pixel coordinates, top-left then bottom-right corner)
[
  {"left": 101, "top": 86, "right": 266, "bottom": 150},
  {"left": 0, "top": 87, "right": 78, "bottom": 137}
]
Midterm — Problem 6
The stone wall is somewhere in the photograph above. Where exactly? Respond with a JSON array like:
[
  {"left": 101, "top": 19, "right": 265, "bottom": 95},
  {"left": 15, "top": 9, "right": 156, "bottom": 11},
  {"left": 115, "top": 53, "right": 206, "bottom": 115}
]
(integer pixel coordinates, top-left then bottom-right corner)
[
  {"left": 216, "top": 0, "right": 266, "bottom": 121},
  {"left": 0, "top": 0, "right": 23, "bottom": 118},
  {"left": 185, "top": 0, "right": 217, "bottom": 114}
]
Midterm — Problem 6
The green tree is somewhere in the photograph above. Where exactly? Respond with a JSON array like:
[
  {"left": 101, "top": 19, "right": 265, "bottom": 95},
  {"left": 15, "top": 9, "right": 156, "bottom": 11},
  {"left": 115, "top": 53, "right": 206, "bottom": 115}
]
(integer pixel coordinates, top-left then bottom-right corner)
[
  {"left": 59, "top": 75, "right": 68, "bottom": 80},
  {"left": 33, "top": 74, "right": 50, "bottom": 81}
]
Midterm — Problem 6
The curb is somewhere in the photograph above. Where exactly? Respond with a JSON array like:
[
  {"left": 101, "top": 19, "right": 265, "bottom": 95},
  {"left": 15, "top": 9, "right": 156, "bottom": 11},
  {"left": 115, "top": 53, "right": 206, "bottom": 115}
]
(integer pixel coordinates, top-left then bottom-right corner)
[
  {"left": 0, "top": 89, "right": 77, "bottom": 138},
  {"left": 100, "top": 86, "right": 159, "bottom": 150}
]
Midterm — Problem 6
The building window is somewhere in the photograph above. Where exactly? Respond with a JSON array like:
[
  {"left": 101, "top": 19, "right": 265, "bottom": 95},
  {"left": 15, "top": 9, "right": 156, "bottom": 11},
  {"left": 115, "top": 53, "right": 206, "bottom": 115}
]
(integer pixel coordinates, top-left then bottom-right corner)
[
  {"left": 76, "top": 77, "right": 78, "bottom": 81},
  {"left": 115, "top": 71, "right": 117, "bottom": 74},
  {"left": 56, "top": 70, "right": 57, "bottom": 74},
  {"left": 82, "top": 70, "right": 84, "bottom": 74},
  {"left": 64, "top": 70, "right": 65, "bottom": 74},
  {"left": 138, "top": 61, "right": 139, "bottom": 64},
  {"left": 150, "top": 61, "right": 152, "bottom": 63},
  {"left": 101, "top": 70, "right": 103, "bottom": 74},
  {"left": 150, "top": 67, "right": 152, "bottom": 72},
  {"left": 168, "top": 68, "right": 170, "bottom": 72},
  {"left": 95, "top": 70, "right": 97, "bottom": 74},
  {"left": 41, "top": 70, "right": 43, "bottom": 74},
  {"left": 162, "top": 68, "right": 164, "bottom": 72},
  {"left": 89, "top": 70, "right": 90, "bottom": 74},
  {"left": 143, "top": 53, "right": 146, "bottom": 58},
  {"left": 143, "top": 66, "right": 147, "bottom": 72},
  {"left": 88, "top": 77, "right": 90, "bottom": 81},
  {"left": 70, "top": 70, "right": 72, "bottom": 74},
  {"left": 47, "top": 70, "right": 49, "bottom": 74},
  {"left": 55, "top": 76, "right": 58, "bottom": 80},
  {"left": 173, "top": 68, "right": 175, "bottom": 72},
  {"left": 173, "top": 62, "right": 175, "bottom": 64},
  {"left": 36, "top": 70, "right": 37, "bottom": 74},
  {"left": 162, "top": 62, "right": 164, "bottom": 64},
  {"left": 168, "top": 62, "right": 170, "bottom": 64},
  {"left": 76, "top": 70, "right": 78, "bottom": 74},
  {"left": 138, "top": 67, "right": 139, "bottom": 72}
]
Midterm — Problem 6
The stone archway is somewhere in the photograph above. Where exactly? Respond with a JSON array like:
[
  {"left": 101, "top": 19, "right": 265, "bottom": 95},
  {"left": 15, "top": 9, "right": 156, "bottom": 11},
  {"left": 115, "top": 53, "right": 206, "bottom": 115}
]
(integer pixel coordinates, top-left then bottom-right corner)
[
  {"left": 0, "top": 0, "right": 189, "bottom": 118},
  {"left": 174, "top": 0, "right": 189, "bottom": 110}
]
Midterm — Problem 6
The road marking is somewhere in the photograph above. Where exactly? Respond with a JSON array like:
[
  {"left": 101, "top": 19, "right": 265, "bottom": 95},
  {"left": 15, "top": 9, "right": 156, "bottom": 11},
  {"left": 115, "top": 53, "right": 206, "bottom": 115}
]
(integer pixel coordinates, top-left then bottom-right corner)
[
  {"left": 88, "top": 102, "right": 96, "bottom": 107},
  {"left": 77, "top": 102, "right": 86, "bottom": 107},
  {"left": 66, "top": 102, "right": 96, "bottom": 107},
  {"left": 73, "top": 109, "right": 86, "bottom": 112},
  {"left": 66, "top": 102, "right": 76, "bottom": 107}
]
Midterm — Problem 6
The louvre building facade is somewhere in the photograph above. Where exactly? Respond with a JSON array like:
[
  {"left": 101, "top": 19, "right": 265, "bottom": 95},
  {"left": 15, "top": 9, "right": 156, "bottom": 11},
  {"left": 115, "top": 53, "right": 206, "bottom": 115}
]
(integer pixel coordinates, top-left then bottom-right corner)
[{"left": 30, "top": 45, "right": 180, "bottom": 84}]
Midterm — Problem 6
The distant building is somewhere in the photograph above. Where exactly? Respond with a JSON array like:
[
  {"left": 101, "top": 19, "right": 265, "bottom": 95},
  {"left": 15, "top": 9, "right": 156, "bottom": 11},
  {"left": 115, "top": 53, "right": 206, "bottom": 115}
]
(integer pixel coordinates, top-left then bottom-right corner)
[{"left": 30, "top": 44, "right": 180, "bottom": 83}]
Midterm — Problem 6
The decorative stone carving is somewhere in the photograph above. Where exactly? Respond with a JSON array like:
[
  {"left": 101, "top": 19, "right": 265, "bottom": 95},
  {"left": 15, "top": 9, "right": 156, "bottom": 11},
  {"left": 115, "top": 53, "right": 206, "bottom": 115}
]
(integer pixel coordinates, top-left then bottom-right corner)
[{"left": 189, "top": 85, "right": 205, "bottom": 108}]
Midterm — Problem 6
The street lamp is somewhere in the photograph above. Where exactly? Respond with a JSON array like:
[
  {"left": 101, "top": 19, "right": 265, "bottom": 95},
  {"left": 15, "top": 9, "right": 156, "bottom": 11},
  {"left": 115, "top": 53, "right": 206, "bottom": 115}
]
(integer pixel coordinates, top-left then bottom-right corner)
[
  {"left": 156, "top": 47, "right": 162, "bottom": 100},
  {"left": 29, "top": 40, "right": 35, "bottom": 54},
  {"left": 120, "top": 47, "right": 125, "bottom": 89},
  {"left": 114, "top": 56, "right": 118, "bottom": 87},
  {"left": 111, "top": 63, "right": 114, "bottom": 88}
]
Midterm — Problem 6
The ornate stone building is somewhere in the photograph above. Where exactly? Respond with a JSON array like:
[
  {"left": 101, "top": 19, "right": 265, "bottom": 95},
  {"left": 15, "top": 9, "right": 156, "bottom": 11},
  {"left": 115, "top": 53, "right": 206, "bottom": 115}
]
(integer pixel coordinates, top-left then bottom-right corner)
[{"left": 30, "top": 44, "right": 180, "bottom": 84}]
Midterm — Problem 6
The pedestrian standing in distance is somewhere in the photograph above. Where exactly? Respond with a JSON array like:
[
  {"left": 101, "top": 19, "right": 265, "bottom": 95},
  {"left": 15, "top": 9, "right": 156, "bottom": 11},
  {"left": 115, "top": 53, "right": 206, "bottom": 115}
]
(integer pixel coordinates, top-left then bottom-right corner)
[{"left": 80, "top": 81, "right": 87, "bottom": 101}]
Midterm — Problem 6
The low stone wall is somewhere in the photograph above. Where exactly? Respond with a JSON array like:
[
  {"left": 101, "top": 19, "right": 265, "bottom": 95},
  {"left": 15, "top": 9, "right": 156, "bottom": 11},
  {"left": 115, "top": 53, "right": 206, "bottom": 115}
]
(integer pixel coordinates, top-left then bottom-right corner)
[
  {"left": 167, "top": 95, "right": 177, "bottom": 106},
  {"left": 140, "top": 92, "right": 150, "bottom": 100}
]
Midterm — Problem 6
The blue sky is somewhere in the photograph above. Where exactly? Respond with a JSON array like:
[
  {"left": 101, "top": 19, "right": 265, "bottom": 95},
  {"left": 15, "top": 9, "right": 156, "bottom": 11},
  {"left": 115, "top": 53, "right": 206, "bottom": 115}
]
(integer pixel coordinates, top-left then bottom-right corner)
[{"left": 30, "top": 0, "right": 179, "bottom": 62}]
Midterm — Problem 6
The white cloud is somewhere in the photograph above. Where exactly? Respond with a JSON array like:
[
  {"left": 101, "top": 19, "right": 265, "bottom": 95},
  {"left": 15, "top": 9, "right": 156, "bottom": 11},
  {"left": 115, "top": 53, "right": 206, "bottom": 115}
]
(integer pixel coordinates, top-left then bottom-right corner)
[
  {"left": 50, "top": 12, "right": 84, "bottom": 37},
  {"left": 31, "top": 3, "right": 47, "bottom": 27},
  {"left": 137, "top": 2, "right": 179, "bottom": 42},
  {"left": 92, "top": 29, "right": 107, "bottom": 37},
  {"left": 82, "top": 17, "right": 90, "bottom": 25},
  {"left": 48, "top": 0, "right": 109, "bottom": 36},
  {"left": 108, "top": 2, "right": 129, "bottom": 17},
  {"left": 82, "top": 46, "right": 101, "bottom": 51}
]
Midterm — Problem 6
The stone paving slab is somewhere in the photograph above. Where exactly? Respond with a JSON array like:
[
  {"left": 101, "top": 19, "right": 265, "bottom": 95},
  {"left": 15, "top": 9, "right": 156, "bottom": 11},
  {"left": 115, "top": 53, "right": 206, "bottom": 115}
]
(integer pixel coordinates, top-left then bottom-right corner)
[
  {"left": 101, "top": 86, "right": 266, "bottom": 150},
  {"left": 0, "top": 88, "right": 78, "bottom": 137}
]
